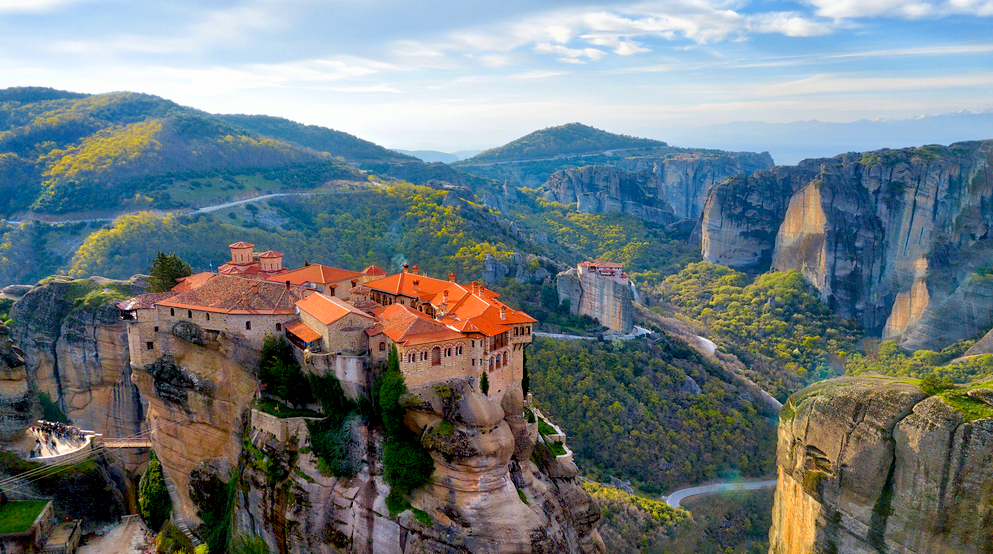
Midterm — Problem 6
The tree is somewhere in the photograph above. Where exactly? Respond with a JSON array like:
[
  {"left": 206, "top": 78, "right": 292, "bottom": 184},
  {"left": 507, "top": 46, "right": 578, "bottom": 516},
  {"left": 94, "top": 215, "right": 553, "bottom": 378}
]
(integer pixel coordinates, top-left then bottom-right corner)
[
  {"left": 229, "top": 534, "right": 270, "bottom": 554},
  {"left": 148, "top": 251, "right": 192, "bottom": 292},
  {"left": 480, "top": 372, "right": 490, "bottom": 395},
  {"left": 139, "top": 451, "right": 172, "bottom": 531}
]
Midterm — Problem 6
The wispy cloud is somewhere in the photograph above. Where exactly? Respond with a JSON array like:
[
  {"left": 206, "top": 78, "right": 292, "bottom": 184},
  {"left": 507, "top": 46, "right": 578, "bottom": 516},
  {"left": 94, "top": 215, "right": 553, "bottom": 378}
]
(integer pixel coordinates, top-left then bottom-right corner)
[
  {"left": 0, "top": 0, "right": 87, "bottom": 12},
  {"left": 802, "top": 0, "right": 993, "bottom": 19}
]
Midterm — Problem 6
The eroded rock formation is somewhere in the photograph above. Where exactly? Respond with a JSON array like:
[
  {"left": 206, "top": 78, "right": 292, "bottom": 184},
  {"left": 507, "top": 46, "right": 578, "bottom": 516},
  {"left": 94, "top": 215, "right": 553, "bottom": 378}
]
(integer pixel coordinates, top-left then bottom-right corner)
[
  {"left": 699, "top": 141, "right": 993, "bottom": 345},
  {"left": 9, "top": 277, "right": 146, "bottom": 436},
  {"left": 770, "top": 376, "right": 993, "bottom": 554},
  {"left": 0, "top": 324, "right": 34, "bottom": 440}
]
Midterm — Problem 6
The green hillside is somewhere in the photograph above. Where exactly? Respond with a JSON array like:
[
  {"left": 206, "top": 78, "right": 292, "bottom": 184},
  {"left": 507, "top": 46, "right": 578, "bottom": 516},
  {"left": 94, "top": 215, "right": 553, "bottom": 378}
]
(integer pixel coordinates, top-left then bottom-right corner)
[
  {"left": 215, "top": 114, "right": 417, "bottom": 163},
  {"left": 0, "top": 88, "right": 446, "bottom": 217},
  {"left": 461, "top": 122, "right": 667, "bottom": 163}
]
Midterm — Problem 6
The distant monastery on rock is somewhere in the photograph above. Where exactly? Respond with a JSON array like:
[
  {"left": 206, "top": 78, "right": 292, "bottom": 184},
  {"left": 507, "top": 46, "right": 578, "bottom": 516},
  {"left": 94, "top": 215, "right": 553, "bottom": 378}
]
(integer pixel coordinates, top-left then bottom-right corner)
[{"left": 120, "top": 242, "right": 535, "bottom": 400}]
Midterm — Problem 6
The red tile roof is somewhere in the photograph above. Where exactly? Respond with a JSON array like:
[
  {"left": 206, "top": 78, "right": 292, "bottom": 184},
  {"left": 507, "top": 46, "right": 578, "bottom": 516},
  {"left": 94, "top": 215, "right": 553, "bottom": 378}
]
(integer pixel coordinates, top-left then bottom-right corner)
[
  {"left": 229, "top": 241, "right": 255, "bottom": 248},
  {"left": 367, "top": 304, "right": 463, "bottom": 346},
  {"left": 362, "top": 265, "right": 387, "bottom": 276},
  {"left": 363, "top": 271, "right": 451, "bottom": 300},
  {"left": 157, "top": 274, "right": 305, "bottom": 314},
  {"left": 270, "top": 264, "right": 362, "bottom": 286},
  {"left": 296, "top": 293, "right": 374, "bottom": 326},
  {"left": 285, "top": 319, "right": 321, "bottom": 343},
  {"left": 118, "top": 292, "right": 178, "bottom": 311},
  {"left": 427, "top": 282, "right": 535, "bottom": 336},
  {"left": 172, "top": 272, "right": 214, "bottom": 292},
  {"left": 258, "top": 250, "right": 283, "bottom": 259}
]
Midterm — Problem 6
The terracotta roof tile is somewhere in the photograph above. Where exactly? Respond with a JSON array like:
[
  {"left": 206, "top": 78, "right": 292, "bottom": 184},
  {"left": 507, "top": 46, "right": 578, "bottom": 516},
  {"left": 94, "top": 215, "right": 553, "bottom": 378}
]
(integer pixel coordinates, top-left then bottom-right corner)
[
  {"left": 118, "top": 292, "right": 178, "bottom": 311},
  {"left": 296, "top": 293, "right": 374, "bottom": 326},
  {"left": 258, "top": 250, "right": 283, "bottom": 259},
  {"left": 271, "top": 264, "right": 363, "bottom": 286},
  {"left": 158, "top": 274, "right": 305, "bottom": 314},
  {"left": 285, "top": 319, "right": 321, "bottom": 343},
  {"left": 229, "top": 241, "right": 255, "bottom": 248},
  {"left": 367, "top": 304, "right": 462, "bottom": 345},
  {"left": 172, "top": 272, "right": 214, "bottom": 292},
  {"left": 363, "top": 271, "right": 450, "bottom": 299},
  {"left": 363, "top": 265, "right": 387, "bottom": 276}
]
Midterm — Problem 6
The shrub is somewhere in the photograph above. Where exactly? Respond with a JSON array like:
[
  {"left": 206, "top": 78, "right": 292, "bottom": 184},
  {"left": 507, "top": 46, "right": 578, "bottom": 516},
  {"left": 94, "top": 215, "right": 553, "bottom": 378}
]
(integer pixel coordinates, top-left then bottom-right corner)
[
  {"left": 259, "top": 335, "right": 312, "bottom": 407},
  {"left": 139, "top": 452, "right": 172, "bottom": 531},
  {"left": 480, "top": 372, "right": 489, "bottom": 395},
  {"left": 382, "top": 438, "right": 435, "bottom": 499},
  {"left": 38, "top": 392, "right": 70, "bottom": 424},
  {"left": 229, "top": 534, "right": 271, "bottom": 554}
]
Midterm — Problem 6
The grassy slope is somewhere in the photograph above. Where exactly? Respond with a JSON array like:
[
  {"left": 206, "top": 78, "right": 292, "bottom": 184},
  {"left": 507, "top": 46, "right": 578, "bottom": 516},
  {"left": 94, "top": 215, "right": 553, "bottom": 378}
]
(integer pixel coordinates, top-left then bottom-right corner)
[
  {"left": 461, "top": 122, "right": 667, "bottom": 163},
  {"left": 0, "top": 501, "right": 48, "bottom": 534}
]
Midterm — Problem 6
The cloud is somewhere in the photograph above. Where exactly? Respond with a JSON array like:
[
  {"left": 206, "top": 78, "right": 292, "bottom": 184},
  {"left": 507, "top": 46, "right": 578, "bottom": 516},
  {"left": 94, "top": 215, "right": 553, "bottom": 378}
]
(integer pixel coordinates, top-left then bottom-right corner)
[
  {"left": 534, "top": 43, "right": 607, "bottom": 63},
  {"left": 0, "top": 0, "right": 87, "bottom": 12},
  {"left": 802, "top": 0, "right": 993, "bottom": 18}
]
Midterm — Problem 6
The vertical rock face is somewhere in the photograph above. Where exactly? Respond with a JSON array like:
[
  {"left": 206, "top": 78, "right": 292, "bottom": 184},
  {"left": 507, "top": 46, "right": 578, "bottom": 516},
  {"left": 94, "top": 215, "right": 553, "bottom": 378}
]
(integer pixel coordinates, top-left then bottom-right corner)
[
  {"left": 0, "top": 324, "right": 34, "bottom": 440},
  {"left": 616, "top": 152, "right": 775, "bottom": 219},
  {"left": 769, "top": 377, "right": 993, "bottom": 554},
  {"left": 541, "top": 166, "right": 677, "bottom": 224},
  {"left": 8, "top": 277, "right": 146, "bottom": 436},
  {"left": 700, "top": 141, "right": 993, "bottom": 346},
  {"left": 556, "top": 265, "right": 633, "bottom": 333}
]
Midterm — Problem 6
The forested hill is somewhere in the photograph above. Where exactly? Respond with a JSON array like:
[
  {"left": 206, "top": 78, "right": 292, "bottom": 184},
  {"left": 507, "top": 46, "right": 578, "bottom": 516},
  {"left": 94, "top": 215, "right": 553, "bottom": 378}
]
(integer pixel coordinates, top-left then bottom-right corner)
[
  {"left": 461, "top": 122, "right": 667, "bottom": 163},
  {"left": 0, "top": 87, "right": 429, "bottom": 217},
  {"left": 215, "top": 114, "right": 416, "bottom": 163}
]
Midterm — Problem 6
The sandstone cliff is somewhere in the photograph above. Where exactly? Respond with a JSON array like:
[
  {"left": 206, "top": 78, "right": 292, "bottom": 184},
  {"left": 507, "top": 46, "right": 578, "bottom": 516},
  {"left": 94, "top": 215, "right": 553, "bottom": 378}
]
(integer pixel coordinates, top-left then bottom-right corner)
[
  {"left": 700, "top": 141, "right": 993, "bottom": 345},
  {"left": 769, "top": 376, "right": 993, "bottom": 554},
  {"left": 541, "top": 152, "right": 774, "bottom": 223},
  {"left": 0, "top": 323, "right": 34, "bottom": 440},
  {"left": 131, "top": 321, "right": 604, "bottom": 553},
  {"left": 8, "top": 276, "right": 146, "bottom": 437},
  {"left": 556, "top": 266, "right": 633, "bottom": 334}
]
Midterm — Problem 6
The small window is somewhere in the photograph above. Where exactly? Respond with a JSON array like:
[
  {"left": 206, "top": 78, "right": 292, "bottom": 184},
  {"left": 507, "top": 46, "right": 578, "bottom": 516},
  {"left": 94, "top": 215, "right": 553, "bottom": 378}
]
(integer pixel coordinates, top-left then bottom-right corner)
[
  {"left": 472, "top": 359, "right": 476, "bottom": 366},
  {"left": 276, "top": 323, "right": 281, "bottom": 331},
  {"left": 456, "top": 346, "right": 462, "bottom": 355},
  {"left": 187, "top": 310, "right": 193, "bottom": 319},
  {"left": 146, "top": 341, "right": 154, "bottom": 350},
  {"left": 205, "top": 313, "right": 210, "bottom": 321},
  {"left": 245, "top": 321, "right": 251, "bottom": 331},
  {"left": 153, "top": 326, "right": 159, "bottom": 332},
  {"left": 170, "top": 308, "right": 175, "bottom": 316},
  {"left": 431, "top": 347, "right": 442, "bottom": 366},
  {"left": 514, "top": 328, "right": 519, "bottom": 336},
  {"left": 379, "top": 342, "right": 386, "bottom": 351}
]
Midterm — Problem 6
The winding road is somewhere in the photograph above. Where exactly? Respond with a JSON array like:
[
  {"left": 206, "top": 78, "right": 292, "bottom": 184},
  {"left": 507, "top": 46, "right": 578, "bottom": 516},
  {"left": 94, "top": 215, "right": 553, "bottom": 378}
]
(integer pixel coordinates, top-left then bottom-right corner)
[{"left": 665, "top": 479, "right": 777, "bottom": 508}]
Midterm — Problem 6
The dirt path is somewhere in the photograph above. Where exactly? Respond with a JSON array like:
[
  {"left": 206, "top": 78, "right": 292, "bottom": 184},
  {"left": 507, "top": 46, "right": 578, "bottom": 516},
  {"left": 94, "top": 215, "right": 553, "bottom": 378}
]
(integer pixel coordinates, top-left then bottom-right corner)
[{"left": 77, "top": 518, "right": 155, "bottom": 554}]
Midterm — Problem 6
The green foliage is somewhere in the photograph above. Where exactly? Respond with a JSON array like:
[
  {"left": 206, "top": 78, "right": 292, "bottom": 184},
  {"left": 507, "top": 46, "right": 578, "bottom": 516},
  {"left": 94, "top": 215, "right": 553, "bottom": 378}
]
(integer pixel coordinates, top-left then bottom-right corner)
[
  {"left": 139, "top": 452, "right": 172, "bottom": 531},
  {"left": 920, "top": 373, "right": 956, "bottom": 395},
  {"left": 229, "top": 534, "right": 271, "bottom": 554},
  {"left": 38, "top": 391, "right": 70, "bottom": 423},
  {"left": 306, "top": 414, "right": 360, "bottom": 478},
  {"left": 529, "top": 336, "right": 776, "bottom": 494},
  {"left": 0, "top": 501, "right": 49, "bottom": 534},
  {"left": 155, "top": 522, "right": 195, "bottom": 554},
  {"left": 464, "top": 123, "right": 666, "bottom": 163},
  {"left": 411, "top": 507, "right": 434, "bottom": 527},
  {"left": 259, "top": 335, "right": 313, "bottom": 407},
  {"left": 377, "top": 345, "right": 435, "bottom": 503},
  {"left": 243, "top": 436, "right": 288, "bottom": 482},
  {"left": 522, "top": 349, "right": 530, "bottom": 396},
  {"left": 197, "top": 469, "right": 238, "bottom": 554},
  {"left": 0, "top": 451, "right": 122, "bottom": 523},
  {"left": 148, "top": 251, "right": 192, "bottom": 292},
  {"left": 480, "top": 371, "right": 489, "bottom": 395},
  {"left": 662, "top": 263, "right": 860, "bottom": 399},
  {"left": 254, "top": 398, "right": 321, "bottom": 419},
  {"left": 846, "top": 339, "right": 993, "bottom": 384},
  {"left": 308, "top": 373, "right": 353, "bottom": 417}
]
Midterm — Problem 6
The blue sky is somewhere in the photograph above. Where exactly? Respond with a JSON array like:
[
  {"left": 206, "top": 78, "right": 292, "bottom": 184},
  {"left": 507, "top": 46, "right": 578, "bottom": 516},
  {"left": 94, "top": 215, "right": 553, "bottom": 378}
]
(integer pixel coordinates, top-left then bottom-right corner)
[{"left": 0, "top": 0, "right": 990, "bottom": 151}]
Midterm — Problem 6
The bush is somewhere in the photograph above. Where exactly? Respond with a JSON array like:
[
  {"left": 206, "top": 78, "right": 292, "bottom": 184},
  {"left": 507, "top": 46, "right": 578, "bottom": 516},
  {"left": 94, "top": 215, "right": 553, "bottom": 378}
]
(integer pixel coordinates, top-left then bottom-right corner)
[
  {"left": 230, "top": 534, "right": 270, "bottom": 554},
  {"left": 259, "top": 335, "right": 313, "bottom": 407},
  {"left": 139, "top": 452, "right": 172, "bottom": 531},
  {"left": 38, "top": 392, "right": 70, "bottom": 424},
  {"left": 306, "top": 415, "right": 360, "bottom": 478}
]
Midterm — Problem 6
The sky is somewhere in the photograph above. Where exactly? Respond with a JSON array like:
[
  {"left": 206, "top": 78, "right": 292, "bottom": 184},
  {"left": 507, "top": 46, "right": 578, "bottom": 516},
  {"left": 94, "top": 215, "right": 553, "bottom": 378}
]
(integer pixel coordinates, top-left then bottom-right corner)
[{"left": 0, "top": 0, "right": 991, "bottom": 151}]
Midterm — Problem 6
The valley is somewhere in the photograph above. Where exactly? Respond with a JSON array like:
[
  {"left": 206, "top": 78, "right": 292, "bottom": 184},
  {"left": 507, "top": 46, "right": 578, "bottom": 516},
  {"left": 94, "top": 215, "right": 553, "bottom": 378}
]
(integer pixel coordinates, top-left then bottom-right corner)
[{"left": 0, "top": 87, "right": 991, "bottom": 554}]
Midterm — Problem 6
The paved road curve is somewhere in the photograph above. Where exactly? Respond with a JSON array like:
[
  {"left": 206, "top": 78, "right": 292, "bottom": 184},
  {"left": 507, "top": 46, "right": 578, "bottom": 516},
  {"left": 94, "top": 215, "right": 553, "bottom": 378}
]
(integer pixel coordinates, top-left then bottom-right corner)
[{"left": 665, "top": 479, "right": 777, "bottom": 508}]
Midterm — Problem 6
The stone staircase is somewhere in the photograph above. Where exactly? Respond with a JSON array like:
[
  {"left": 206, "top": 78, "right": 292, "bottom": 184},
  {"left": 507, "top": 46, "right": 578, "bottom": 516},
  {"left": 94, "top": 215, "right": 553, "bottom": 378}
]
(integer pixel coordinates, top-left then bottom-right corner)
[{"left": 161, "top": 470, "right": 203, "bottom": 546}]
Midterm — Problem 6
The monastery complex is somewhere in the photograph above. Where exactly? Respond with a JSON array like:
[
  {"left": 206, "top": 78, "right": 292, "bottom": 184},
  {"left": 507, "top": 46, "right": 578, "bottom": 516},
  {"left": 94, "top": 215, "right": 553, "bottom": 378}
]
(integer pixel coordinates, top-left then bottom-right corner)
[{"left": 120, "top": 242, "right": 535, "bottom": 399}]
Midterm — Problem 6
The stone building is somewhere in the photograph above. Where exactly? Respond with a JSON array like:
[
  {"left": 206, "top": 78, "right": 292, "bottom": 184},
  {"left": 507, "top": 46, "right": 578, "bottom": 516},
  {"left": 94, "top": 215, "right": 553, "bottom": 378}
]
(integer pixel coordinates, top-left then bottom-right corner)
[
  {"left": 121, "top": 245, "right": 535, "bottom": 401},
  {"left": 217, "top": 242, "right": 289, "bottom": 279},
  {"left": 556, "top": 260, "right": 634, "bottom": 333}
]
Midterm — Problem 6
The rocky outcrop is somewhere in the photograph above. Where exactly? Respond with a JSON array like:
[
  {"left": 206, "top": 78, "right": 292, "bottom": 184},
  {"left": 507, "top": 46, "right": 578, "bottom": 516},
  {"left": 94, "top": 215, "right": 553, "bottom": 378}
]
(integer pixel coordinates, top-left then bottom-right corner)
[
  {"left": 556, "top": 264, "right": 633, "bottom": 333},
  {"left": 8, "top": 277, "right": 146, "bottom": 436},
  {"left": 234, "top": 380, "right": 603, "bottom": 554},
  {"left": 770, "top": 376, "right": 993, "bottom": 554},
  {"left": 541, "top": 166, "right": 677, "bottom": 224},
  {"left": 700, "top": 141, "right": 993, "bottom": 344},
  {"left": 615, "top": 151, "right": 774, "bottom": 219},
  {"left": 0, "top": 324, "right": 34, "bottom": 440}
]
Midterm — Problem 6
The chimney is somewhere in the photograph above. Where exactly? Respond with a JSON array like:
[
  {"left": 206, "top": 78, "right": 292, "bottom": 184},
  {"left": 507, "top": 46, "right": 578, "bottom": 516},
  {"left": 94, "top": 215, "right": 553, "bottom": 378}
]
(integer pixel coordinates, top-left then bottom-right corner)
[
  {"left": 500, "top": 306, "right": 507, "bottom": 320},
  {"left": 443, "top": 290, "right": 449, "bottom": 302},
  {"left": 449, "top": 272, "right": 456, "bottom": 282},
  {"left": 412, "top": 265, "right": 419, "bottom": 275},
  {"left": 285, "top": 280, "right": 291, "bottom": 290},
  {"left": 413, "top": 279, "right": 420, "bottom": 293},
  {"left": 471, "top": 281, "right": 479, "bottom": 294},
  {"left": 403, "top": 263, "right": 409, "bottom": 273}
]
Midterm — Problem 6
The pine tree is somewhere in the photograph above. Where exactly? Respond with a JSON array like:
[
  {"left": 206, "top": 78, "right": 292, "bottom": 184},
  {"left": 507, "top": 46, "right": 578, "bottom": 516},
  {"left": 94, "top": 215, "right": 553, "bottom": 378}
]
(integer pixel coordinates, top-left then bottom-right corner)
[
  {"left": 480, "top": 372, "right": 490, "bottom": 396},
  {"left": 147, "top": 251, "right": 192, "bottom": 292}
]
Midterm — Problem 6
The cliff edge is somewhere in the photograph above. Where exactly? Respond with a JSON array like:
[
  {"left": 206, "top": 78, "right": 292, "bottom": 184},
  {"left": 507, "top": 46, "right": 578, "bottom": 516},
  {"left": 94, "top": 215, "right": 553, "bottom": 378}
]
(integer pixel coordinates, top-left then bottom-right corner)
[{"left": 769, "top": 376, "right": 993, "bottom": 554}]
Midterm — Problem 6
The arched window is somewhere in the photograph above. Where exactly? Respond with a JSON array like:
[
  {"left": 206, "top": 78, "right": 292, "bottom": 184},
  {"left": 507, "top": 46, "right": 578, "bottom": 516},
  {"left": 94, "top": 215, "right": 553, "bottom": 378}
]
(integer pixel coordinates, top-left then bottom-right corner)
[
  {"left": 276, "top": 323, "right": 281, "bottom": 331},
  {"left": 379, "top": 342, "right": 386, "bottom": 351},
  {"left": 206, "top": 313, "right": 210, "bottom": 321},
  {"left": 514, "top": 328, "right": 519, "bottom": 336},
  {"left": 489, "top": 357, "right": 494, "bottom": 370},
  {"left": 456, "top": 346, "right": 463, "bottom": 355},
  {"left": 408, "top": 353, "right": 415, "bottom": 363},
  {"left": 170, "top": 308, "right": 175, "bottom": 316},
  {"left": 503, "top": 352, "right": 508, "bottom": 366},
  {"left": 245, "top": 321, "right": 251, "bottom": 331},
  {"left": 187, "top": 310, "right": 193, "bottom": 319},
  {"left": 431, "top": 347, "right": 441, "bottom": 366}
]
